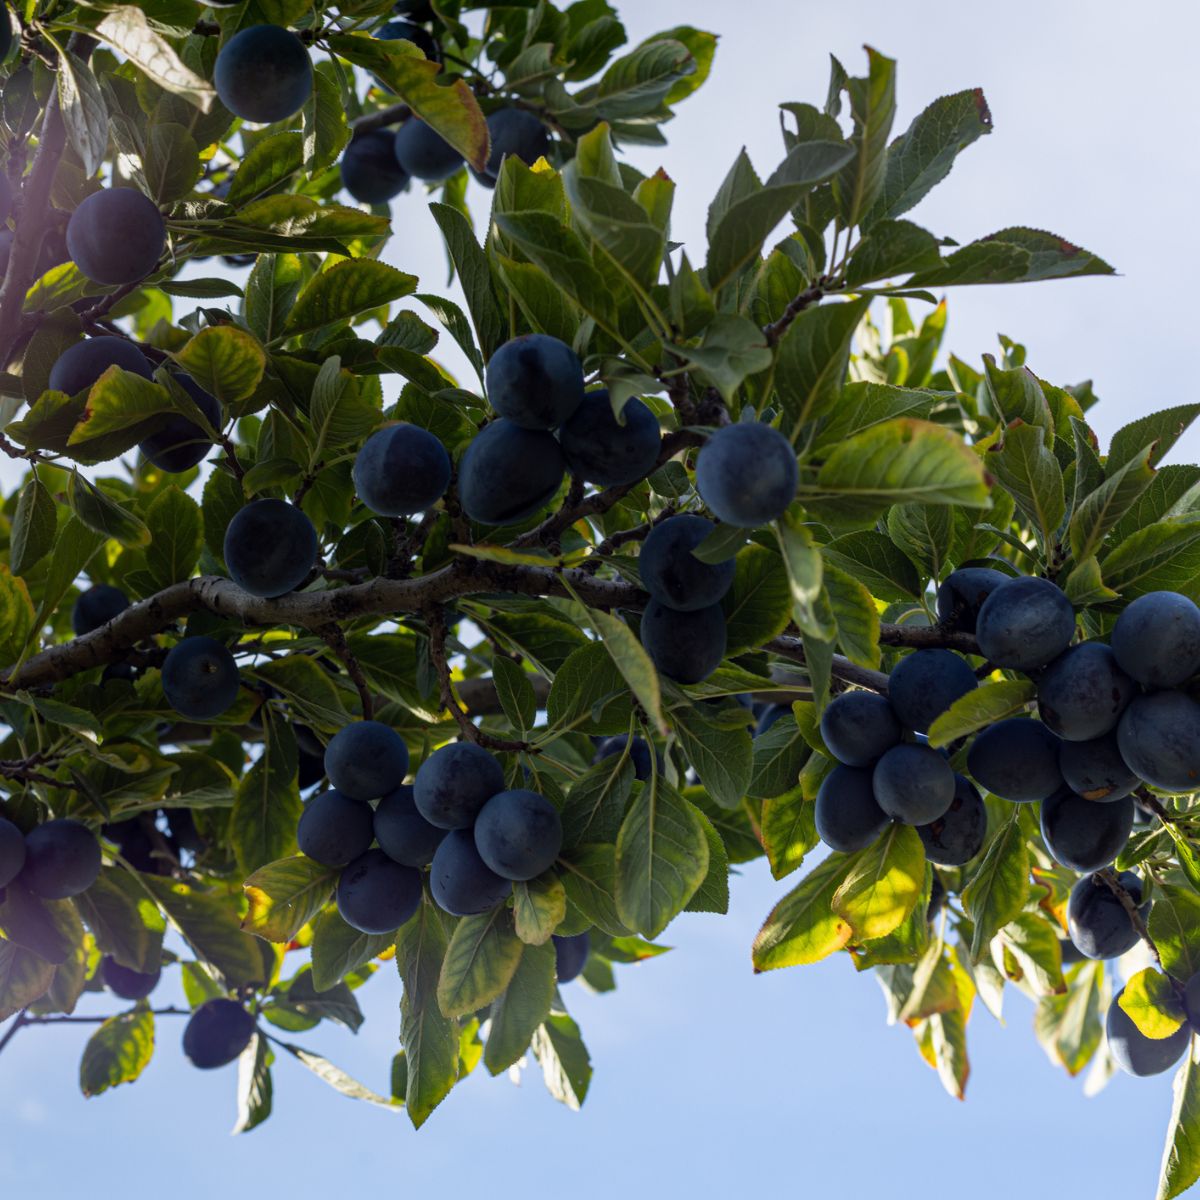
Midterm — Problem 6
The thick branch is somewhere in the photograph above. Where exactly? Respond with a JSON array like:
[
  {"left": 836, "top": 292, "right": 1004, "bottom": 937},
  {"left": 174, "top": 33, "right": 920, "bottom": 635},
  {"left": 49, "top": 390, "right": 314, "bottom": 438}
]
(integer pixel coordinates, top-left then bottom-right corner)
[{"left": 766, "top": 634, "right": 891, "bottom": 694}]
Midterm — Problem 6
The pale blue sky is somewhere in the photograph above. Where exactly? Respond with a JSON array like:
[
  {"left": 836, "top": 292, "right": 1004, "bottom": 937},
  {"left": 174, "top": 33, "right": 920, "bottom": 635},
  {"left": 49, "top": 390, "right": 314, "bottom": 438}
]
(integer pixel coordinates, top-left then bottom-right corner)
[{"left": 3, "top": 2, "right": 1196, "bottom": 1196}]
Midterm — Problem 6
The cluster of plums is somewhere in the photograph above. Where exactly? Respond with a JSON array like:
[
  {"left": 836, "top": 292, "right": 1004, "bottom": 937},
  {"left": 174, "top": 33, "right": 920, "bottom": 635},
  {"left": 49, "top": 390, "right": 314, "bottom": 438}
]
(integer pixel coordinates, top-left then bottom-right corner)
[
  {"left": 296, "top": 720, "right": 566, "bottom": 930},
  {"left": 0, "top": 814, "right": 100, "bottom": 899}
]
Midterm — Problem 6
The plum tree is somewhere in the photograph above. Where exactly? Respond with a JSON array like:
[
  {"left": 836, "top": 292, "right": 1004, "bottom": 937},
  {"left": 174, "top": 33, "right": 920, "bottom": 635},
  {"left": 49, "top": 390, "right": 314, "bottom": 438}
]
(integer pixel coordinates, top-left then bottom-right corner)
[
  {"left": 1117, "top": 691, "right": 1200, "bottom": 793},
  {"left": 19, "top": 819, "right": 101, "bottom": 899},
  {"left": 374, "top": 784, "right": 447, "bottom": 866},
  {"left": 161, "top": 636, "right": 240, "bottom": 720},
  {"left": 593, "top": 735, "right": 661, "bottom": 781},
  {"left": 966, "top": 718, "right": 1063, "bottom": 801},
  {"left": 935, "top": 567, "right": 1009, "bottom": 633},
  {"left": 340, "top": 131, "right": 411, "bottom": 204},
  {"left": 818, "top": 690, "right": 902, "bottom": 767},
  {"left": 485, "top": 334, "right": 584, "bottom": 430},
  {"left": 66, "top": 188, "right": 165, "bottom": 285},
  {"left": 558, "top": 391, "right": 662, "bottom": 487},
  {"left": 1067, "top": 872, "right": 1149, "bottom": 959},
  {"left": 324, "top": 721, "right": 410, "bottom": 801},
  {"left": 138, "top": 374, "right": 221, "bottom": 473},
  {"left": 100, "top": 956, "right": 161, "bottom": 1001},
  {"left": 974, "top": 576, "right": 1075, "bottom": 670},
  {"left": 473, "top": 788, "right": 563, "bottom": 880},
  {"left": 0, "top": 817, "right": 25, "bottom": 888},
  {"left": 353, "top": 423, "right": 451, "bottom": 516},
  {"left": 374, "top": 18, "right": 439, "bottom": 61},
  {"left": 638, "top": 515, "right": 736, "bottom": 612},
  {"left": 182, "top": 999, "right": 256, "bottom": 1069},
  {"left": 393, "top": 119, "right": 465, "bottom": 181},
  {"left": 814, "top": 765, "right": 889, "bottom": 852},
  {"left": 1035, "top": 642, "right": 1134, "bottom": 741},
  {"left": 474, "top": 108, "right": 552, "bottom": 187},
  {"left": 457, "top": 419, "right": 565, "bottom": 525},
  {"left": 1040, "top": 789, "right": 1134, "bottom": 873},
  {"left": 639, "top": 599, "right": 727, "bottom": 684},
  {"left": 223, "top": 499, "right": 318, "bottom": 598},
  {"left": 71, "top": 584, "right": 129, "bottom": 636},
  {"left": 887, "top": 649, "right": 977, "bottom": 734},
  {"left": 1107, "top": 991, "right": 1191, "bottom": 1077},
  {"left": 296, "top": 790, "right": 375, "bottom": 867},
  {"left": 48, "top": 336, "right": 152, "bottom": 395},
  {"left": 694, "top": 423, "right": 798, "bottom": 527},
  {"left": 916, "top": 775, "right": 987, "bottom": 866},
  {"left": 1058, "top": 733, "right": 1139, "bottom": 802},
  {"left": 414, "top": 742, "right": 504, "bottom": 829},
  {"left": 336, "top": 849, "right": 422, "bottom": 934},
  {"left": 1111, "top": 590, "right": 1200, "bottom": 688},
  {"left": 429, "top": 829, "right": 512, "bottom": 915},
  {"left": 213, "top": 25, "right": 313, "bottom": 124},
  {"left": 554, "top": 932, "right": 590, "bottom": 983},
  {"left": 872, "top": 743, "right": 955, "bottom": 825}
]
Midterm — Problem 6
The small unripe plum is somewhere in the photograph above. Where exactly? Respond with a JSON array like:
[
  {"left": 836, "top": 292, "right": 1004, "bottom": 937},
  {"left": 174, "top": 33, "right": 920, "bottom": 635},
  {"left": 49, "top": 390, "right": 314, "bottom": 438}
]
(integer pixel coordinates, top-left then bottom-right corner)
[
  {"left": 100, "top": 955, "right": 161, "bottom": 1001},
  {"left": 66, "top": 188, "right": 165, "bottom": 285},
  {"left": 974, "top": 576, "right": 1075, "bottom": 670},
  {"left": 1058, "top": 732, "right": 1139, "bottom": 802},
  {"left": 1067, "top": 871, "right": 1149, "bottom": 959},
  {"left": 182, "top": 998, "right": 256, "bottom": 1069},
  {"left": 296, "top": 790, "right": 375, "bottom": 867},
  {"left": 638, "top": 515, "right": 735, "bottom": 613},
  {"left": 340, "top": 130, "right": 411, "bottom": 204},
  {"left": 917, "top": 774, "right": 987, "bottom": 865},
  {"left": 336, "top": 848, "right": 421, "bottom": 934},
  {"left": 935, "top": 567, "right": 1009, "bottom": 634},
  {"left": 223, "top": 498, "right": 318, "bottom": 598},
  {"left": 48, "top": 336, "right": 152, "bottom": 396},
  {"left": 695, "top": 423, "right": 798, "bottom": 528},
  {"left": 554, "top": 931, "right": 590, "bottom": 983},
  {"left": 374, "top": 784, "right": 447, "bottom": 866},
  {"left": 0, "top": 817, "right": 26, "bottom": 889},
  {"left": 213, "top": 25, "right": 313, "bottom": 124},
  {"left": 1107, "top": 989, "right": 1191, "bottom": 1077},
  {"left": 474, "top": 788, "right": 563, "bottom": 881},
  {"left": 139, "top": 374, "right": 221, "bottom": 473},
  {"left": 872, "top": 743, "right": 955, "bottom": 825},
  {"left": 458, "top": 419, "right": 565, "bottom": 525},
  {"left": 967, "top": 718, "right": 1063, "bottom": 802},
  {"left": 819, "top": 690, "right": 902, "bottom": 767},
  {"left": 1111, "top": 590, "right": 1200, "bottom": 688},
  {"left": 430, "top": 828, "right": 512, "bottom": 916},
  {"left": 162, "top": 636, "right": 240, "bottom": 721},
  {"left": 352, "top": 423, "right": 450, "bottom": 516},
  {"left": 887, "top": 649, "right": 977, "bottom": 735},
  {"left": 593, "top": 735, "right": 661, "bottom": 782},
  {"left": 559, "top": 392, "right": 661, "bottom": 488},
  {"left": 374, "top": 18, "right": 439, "bottom": 61},
  {"left": 393, "top": 119, "right": 464, "bottom": 181},
  {"left": 1117, "top": 691, "right": 1200, "bottom": 793},
  {"left": 414, "top": 742, "right": 504, "bottom": 830},
  {"left": 1036, "top": 642, "right": 1135, "bottom": 741},
  {"left": 473, "top": 108, "right": 552, "bottom": 187},
  {"left": 639, "top": 599, "right": 727, "bottom": 685},
  {"left": 485, "top": 334, "right": 584, "bottom": 430},
  {"left": 325, "top": 720, "right": 410, "bottom": 801},
  {"left": 1040, "top": 789, "right": 1134, "bottom": 873},
  {"left": 20, "top": 819, "right": 101, "bottom": 899},
  {"left": 71, "top": 584, "right": 129, "bottom": 636},
  {"left": 814, "top": 764, "right": 889, "bottom": 853}
]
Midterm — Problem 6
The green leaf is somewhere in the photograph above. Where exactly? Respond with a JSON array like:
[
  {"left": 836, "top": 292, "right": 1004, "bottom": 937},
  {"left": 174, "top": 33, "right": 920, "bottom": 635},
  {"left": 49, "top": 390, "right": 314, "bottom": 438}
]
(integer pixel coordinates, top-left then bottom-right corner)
[
  {"left": 672, "top": 705, "right": 753, "bottom": 811},
  {"left": 823, "top": 561, "right": 881, "bottom": 668},
  {"left": 1120, "top": 968, "right": 1187, "bottom": 1039},
  {"left": 10, "top": 479, "right": 57, "bottom": 576},
  {"left": 1108, "top": 405, "right": 1200, "bottom": 477},
  {"left": 232, "top": 1035, "right": 274, "bottom": 1135},
  {"left": 986, "top": 421, "right": 1065, "bottom": 553},
  {"left": 926, "top": 680, "right": 1036, "bottom": 748},
  {"left": 437, "top": 907, "right": 524, "bottom": 1019},
  {"left": 864, "top": 88, "right": 992, "bottom": 225},
  {"left": 670, "top": 314, "right": 772, "bottom": 403},
  {"left": 67, "top": 473, "right": 151, "bottom": 549},
  {"left": 831, "top": 823, "right": 925, "bottom": 940},
  {"left": 962, "top": 811, "right": 1030, "bottom": 960},
  {"left": 530, "top": 1013, "right": 591, "bottom": 1111},
  {"left": 558, "top": 844, "right": 631, "bottom": 937},
  {"left": 561, "top": 755, "right": 635, "bottom": 849},
  {"left": 512, "top": 874, "right": 566, "bottom": 946},
  {"left": 590, "top": 608, "right": 667, "bottom": 736},
  {"left": 1000, "top": 911, "right": 1066, "bottom": 997},
  {"left": 685, "top": 808, "right": 730, "bottom": 914},
  {"left": 831, "top": 47, "right": 897, "bottom": 228},
  {"left": 244, "top": 254, "right": 304, "bottom": 345},
  {"left": 1102, "top": 515, "right": 1200, "bottom": 601},
  {"left": 908, "top": 227, "right": 1115, "bottom": 287},
  {"left": 1034, "top": 959, "right": 1106, "bottom": 1077},
  {"left": 56, "top": 49, "right": 109, "bottom": 177},
  {"left": 303, "top": 69, "right": 349, "bottom": 175},
  {"left": 144, "top": 486, "right": 202, "bottom": 590},
  {"left": 226, "top": 133, "right": 305, "bottom": 206},
  {"left": 1150, "top": 886, "right": 1200, "bottom": 983},
  {"left": 160, "top": 278, "right": 243, "bottom": 300},
  {"left": 282, "top": 261, "right": 418, "bottom": 338},
  {"left": 574, "top": 36, "right": 696, "bottom": 121},
  {"left": 545, "top": 641, "right": 633, "bottom": 736},
  {"left": 813, "top": 380, "right": 943, "bottom": 451},
  {"left": 276, "top": 1040, "right": 399, "bottom": 1110},
  {"left": 722, "top": 544, "right": 792, "bottom": 656},
  {"left": 845, "top": 220, "right": 941, "bottom": 286},
  {"left": 429, "top": 204, "right": 504, "bottom": 359},
  {"left": 0, "top": 937, "right": 54, "bottom": 1020},
  {"left": 66, "top": 367, "right": 171, "bottom": 456},
  {"left": 752, "top": 852, "right": 855, "bottom": 970},
  {"left": 174, "top": 327, "right": 265, "bottom": 406},
  {"left": 95, "top": 6, "right": 215, "bottom": 110},
  {"left": 310, "top": 908, "right": 395, "bottom": 992},
  {"left": 749, "top": 719, "right": 811, "bottom": 800},
  {"left": 242, "top": 856, "right": 336, "bottom": 943},
  {"left": 821, "top": 531, "right": 921, "bottom": 601},
  {"left": 760, "top": 785, "right": 819, "bottom": 879},
  {"left": 1158, "top": 1047, "right": 1200, "bottom": 1200},
  {"left": 79, "top": 1008, "right": 155, "bottom": 1097},
  {"left": 231, "top": 709, "right": 301, "bottom": 875},
  {"left": 1069, "top": 443, "right": 1157, "bottom": 565},
  {"left": 144, "top": 123, "right": 201, "bottom": 204},
  {"left": 491, "top": 656, "right": 537, "bottom": 732},
  {"left": 483, "top": 941, "right": 556, "bottom": 1075},
  {"left": 75, "top": 868, "right": 165, "bottom": 973},
  {"left": 251, "top": 656, "right": 354, "bottom": 732},
  {"left": 776, "top": 514, "right": 833, "bottom": 639}
]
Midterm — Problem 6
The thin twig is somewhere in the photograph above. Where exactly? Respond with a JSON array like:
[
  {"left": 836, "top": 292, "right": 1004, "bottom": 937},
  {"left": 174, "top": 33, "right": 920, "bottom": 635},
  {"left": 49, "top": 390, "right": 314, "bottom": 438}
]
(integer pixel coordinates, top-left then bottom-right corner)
[
  {"left": 763, "top": 278, "right": 835, "bottom": 347},
  {"left": 1096, "top": 867, "right": 1170, "bottom": 980},
  {"left": 319, "top": 624, "right": 374, "bottom": 720}
]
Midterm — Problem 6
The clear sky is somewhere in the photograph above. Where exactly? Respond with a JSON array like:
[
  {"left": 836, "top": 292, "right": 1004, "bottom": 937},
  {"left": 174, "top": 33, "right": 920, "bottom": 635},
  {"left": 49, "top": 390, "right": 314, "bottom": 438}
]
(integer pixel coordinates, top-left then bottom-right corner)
[{"left": 2, "top": 2, "right": 1196, "bottom": 1196}]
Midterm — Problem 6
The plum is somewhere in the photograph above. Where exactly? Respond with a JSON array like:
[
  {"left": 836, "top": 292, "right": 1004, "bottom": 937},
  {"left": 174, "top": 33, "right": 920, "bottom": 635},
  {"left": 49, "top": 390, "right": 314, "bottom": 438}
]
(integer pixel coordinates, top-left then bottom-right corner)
[
  {"left": 1117, "top": 691, "right": 1200, "bottom": 793},
  {"left": 936, "top": 567, "right": 1009, "bottom": 634},
  {"left": 374, "top": 784, "right": 447, "bottom": 867},
  {"left": 100, "top": 955, "right": 161, "bottom": 1001},
  {"left": 638, "top": 515, "right": 735, "bottom": 612},
  {"left": 474, "top": 788, "right": 563, "bottom": 881},
  {"left": 48, "top": 336, "right": 152, "bottom": 396},
  {"left": 819, "top": 690, "right": 902, "bottom": 767},
  {"left": 161, "top": 636, "right": 240, "bottom": 721},
  {"left": 1107, "top": 989, "right": 1191, "bottom": 1077},
  {"left": 967, "top": 718, "right": 1063, "bottom": 802},
  {"left": 374, "top": 18, "right": 438, "bottom": 61},
  {"left": 473, "top": 108, "right": 552, "bottom": 187},
  {"left": 182, "top": 998, "right": 256, "bottom": 1069},
  {"left": 352, "top": 423, "right": 450, "bottom": 516},
  {"left": 340, "top": 130, "right": 411, "bottom": 204},
  {"left": 553, "top": 931, "right": 590, "bottom": 983},
  {"left": 814, "top": 764, "right": 889, "bottom": 852},
  {"left": 1067, "top": 871, "right": 1150, "bottom": 959},
  {"left": 324, "top": 721, "right": 410, "bottom": 801},
  {"left": 223, "top": 498, "right": 318, "bottom": 598},
  {"left": 872, "top": 743, "right": 955, "bottom": 825},
  {"left": 593, "top": 735, "right": 661, "bottom": 782},
  {"left": 916, "top": 774, "right": 987, "bottom": 866},
  {"left": 639, "top": 599, "right": 727, "bottom": 685},
  {"left": 887, "top": 649, "right": 977, "bottom": 734},
  {"left": 974, "top": 576, "right": 1075, "bottom": 670},
  {"left": 1058, "top": 732, "right": 1139, "bottom": 802},
  {"left": 336, "top": 848, "right": 421, "bottom": 934},
  {"left": 393, "top": 119, "right": 464, "bottom": 181},
  {"left": 213, "top": 25, "right": 313, "bottom": 124},
  {"left": 558, "top": 391, "right": 661, "bottom": 488},
  {"left": 755, "top": 704, "right": 788, "bottom": 736},
  {"left": 485, "top": 334, "right": 584, "bottom": 431},
  {"left": 695, "top": 423, "right": 798, "bottom": 527},
  {"left": 1111, "top": 590, "right": 1200, "bottom": 688},
  {"left": 139, "top": 374, "right": 221, "bottom": 473},
  {"left": 1040, "top": 788, "right": 1134, "bottom": 873},
  {"left": 66, "top": 188, "right": 165, "bottom": 285},
  {"left": 1036, "top": 642, "right": 1135, "bottom": 741},
  {"left": 430, "top": 828, "right": 512, "bottom": 915},
  {"left": 20, "top": 819, "right": 101, "bottom": 899},
  {"left": 413, "top": 742, "right": 504, "bottom": 830},
  {"left": 0, "top": 817, "right": 26, "bottom": 889},
  {"left": 71, "top": 584, "right": 129, "bottom": 636},
  {"left": 458, "top": 419, "right": 565, "bottom": 525},
  {"left": 296, "top": 790, "right": 375, "bottom": 867}
]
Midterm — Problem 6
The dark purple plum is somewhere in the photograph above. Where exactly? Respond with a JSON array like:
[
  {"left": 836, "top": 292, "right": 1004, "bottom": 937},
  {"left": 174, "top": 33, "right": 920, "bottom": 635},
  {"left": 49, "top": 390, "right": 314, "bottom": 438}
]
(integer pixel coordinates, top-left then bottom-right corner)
[
  {"left": 414, "top": 742, "right": 504, "bottom": 830},
  {"left": 694, "top": 422, "right": 798, "bottom": 527},
  {"left": 429, "top": 828, "right": 511, "bottom": 916},
  {"left": 374, "top": 784, "right": 447, "bottom": 867},
  {"left": 340, "top": 130, "right": 411, "bottom": 204},
  {"left": 458, "top": 419, "right": 565, "bottom": 525},
  {"left": 297, "top": 790, "right": 375, "bottom": 867},
  {"left": 887, "top": 649, "right": 977, "bottom": 735},
  {"left": 819, "top": 690, "right": 902, "bottom": 767},
  {"left": 223, "top": 499, "right": 318, "bottom": 598},
  {"left": 1111, "top": 591, "right": 1200, "bottom": 688},
  {"left": 936, "top": 567, "right": 1009, "bottom": 634},
  {"left": 872, "top": 744, "right": 955, "bottom": 825},
  {"left": 139, "top": 373, "right": 221, "bottom": 473},
  {"left": 640, "top": 599, "right": 727, "bottom": 685},
  {"left": 352, "top": 423, "right": 450, "bottom": 516},
  {"left": 1041, "top": 789, "right": 1134, "bottom": 873},
  {"left": 1067, "top": 871, "right": 1150, "bottom": 960},
  {"left": 554, "top": 931, "right": 590, "bottom": 983},
  {"left": 161, "top": 636, "right": 240, "bottom": 721},
  {"left": 967, "top": 718, "right": 1063, "bottom": 802},
  {"left": 0, "top": 817, "right": 26, "bottom": 889},
  {"left": 814, "top": 765, "right": 889, "bottom": 853},
  {"left": 20, "top": 819, "right": 101, "bottom": 899},
  {"left": 1107, "top": 989, "right": 1191, "bottom": 1076},
  {"left": 100, "top": 955, "right": 161, "bottom": 1000},
  {"left": 916, "top": 774, "right": 987, "bottom": 866},
  {"left": 324, "top": 721, "right": 410, "bottom": 801},
  {"left": 182, "top": 998, "right": 255, "bottom": 1069},
  {"left": 473, "top": 108, "right": 552, "bottom": 187},
  {"left": 213, "top": 25, "right": 313, "bottom": 124},
  {"left": 975, "top": 576, "right": 1075, "bottom": 670},
  {"left": 67, "top": 188, "right": 164, "bottom": 285},
  {"left": 474, "top": 788, "right": 562, "bottom": 881},
  {"left": 1058, "top": 733, "right": 1139, "bottom": 802},
  {"left": 48, "top": 336, "right": 152, "bottom": 396},
  {"left": 1036, "top": 642, "right": 1135, "bottom": 741},
  {"left": 558, "top": 391, "right": 661, "bottom": 488},
  {"left": 71, "top": 584, "right": 129, "bottom": 636},
  {"left": 593, "top": 735, "right": 661, "bottom": 782},
  {"left": 1117, "top": 691, "right": 1200, "bottom": 793},
  {"left": 638, "top": 515, "right": 735, "bottom": 613},
  {"left": 485, "top": 334, "right": 584, "bottom": 430},
  {"left": 336, "top": 848, "right": 421, "bottom": 934},
  {"left": 393, "top": 119, "right": 464, "bottom": 181}
]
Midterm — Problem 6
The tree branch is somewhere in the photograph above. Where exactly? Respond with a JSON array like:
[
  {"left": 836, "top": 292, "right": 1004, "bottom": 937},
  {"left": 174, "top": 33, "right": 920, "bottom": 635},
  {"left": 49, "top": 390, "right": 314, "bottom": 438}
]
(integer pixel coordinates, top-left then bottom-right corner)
[
  {"left": 1096, "top": 867, "right": 1167, "bottom": 978},
  {"left": 350, "top": 102, "right": 412, "bottom": 135},
  {"left": 765, "top": 634, "right": 891, "bottom": 694},
  {"left": 763, "top": 278, "right": 834, "bottom": 348},
  {"left": 318, "top": 624, "right": 374, "bottom": 720}
]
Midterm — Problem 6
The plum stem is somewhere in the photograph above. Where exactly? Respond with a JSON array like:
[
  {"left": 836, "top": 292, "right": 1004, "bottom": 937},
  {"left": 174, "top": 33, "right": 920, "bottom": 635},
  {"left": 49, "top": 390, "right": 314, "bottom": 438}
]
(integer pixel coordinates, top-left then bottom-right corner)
[{"left": 1096, "top": 867, "right": 1170, "bottom": 981}]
